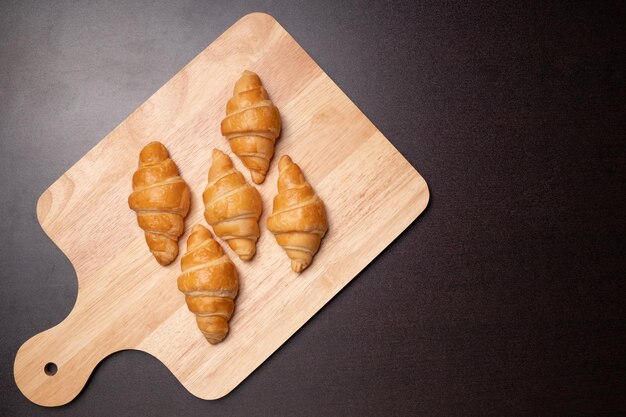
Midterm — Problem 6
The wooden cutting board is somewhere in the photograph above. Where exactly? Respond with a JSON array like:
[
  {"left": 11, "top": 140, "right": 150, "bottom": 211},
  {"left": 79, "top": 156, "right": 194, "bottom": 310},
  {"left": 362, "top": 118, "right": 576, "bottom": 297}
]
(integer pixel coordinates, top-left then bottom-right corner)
[{"left": 13, "top": 12, "right": 429, "bottom": 407}]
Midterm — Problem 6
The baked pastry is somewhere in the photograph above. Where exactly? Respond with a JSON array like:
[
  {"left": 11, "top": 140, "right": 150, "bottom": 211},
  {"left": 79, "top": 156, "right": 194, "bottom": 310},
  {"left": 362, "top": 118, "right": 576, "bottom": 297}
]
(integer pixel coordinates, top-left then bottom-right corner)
[
  {"left": 220, "top": 70, "right": 281, "bottom": 184},
  {"left": 178, "top": 224, "right": 238, "bottom": 344},
  {"left": 267, "top": 155, "right": 328, "bottom": 272},
  {"left": 128, "top": 141, "right": 190, "bottom": 265},
  {"left": 203, "top": 149, "right": 263, "bottom": 261}
]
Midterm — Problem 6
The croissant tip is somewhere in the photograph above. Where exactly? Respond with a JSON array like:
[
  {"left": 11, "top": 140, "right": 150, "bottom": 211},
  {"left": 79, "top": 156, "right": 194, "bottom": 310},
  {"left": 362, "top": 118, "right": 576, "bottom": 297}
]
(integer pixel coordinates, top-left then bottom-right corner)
[
  {"left": 242, "top": 69, "right": 256, "bottom": 77},
  {"left": 291, "top": 260, "right": 309, "bottom": 273},
  {"left": 154, "top": 253, "right": 175, "bottom": 266},
  {"left": 278, "top": 155, "right": 293, "bottom": 171},
  {"left": 209, "top": 150, "right": 234, "bottom": 179},
  {"left": 139, "top": 141, "right": 169, "bottom": 165},
  {"left": 238, "top": 253, "right": 254, "bottom": 261},
  {"left": 191, "top": 224, "right": 208, "bottom": 234},
  {"left": 251, "top": 171, "right": 266, "bottom": 184}
]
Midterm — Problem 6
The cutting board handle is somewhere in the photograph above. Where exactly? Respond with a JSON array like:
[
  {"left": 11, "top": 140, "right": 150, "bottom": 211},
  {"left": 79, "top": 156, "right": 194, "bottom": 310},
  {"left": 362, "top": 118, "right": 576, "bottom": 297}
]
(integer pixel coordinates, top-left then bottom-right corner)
[{"left": 14, "top": 305, "right": 112, "bottom": 407}]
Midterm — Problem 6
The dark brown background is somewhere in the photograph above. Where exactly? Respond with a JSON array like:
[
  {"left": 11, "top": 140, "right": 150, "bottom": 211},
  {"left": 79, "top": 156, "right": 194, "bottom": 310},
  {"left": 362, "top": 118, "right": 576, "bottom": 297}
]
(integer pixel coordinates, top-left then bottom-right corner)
[{"left": 1, "top": 1, "right": 624, "bottom": 416}]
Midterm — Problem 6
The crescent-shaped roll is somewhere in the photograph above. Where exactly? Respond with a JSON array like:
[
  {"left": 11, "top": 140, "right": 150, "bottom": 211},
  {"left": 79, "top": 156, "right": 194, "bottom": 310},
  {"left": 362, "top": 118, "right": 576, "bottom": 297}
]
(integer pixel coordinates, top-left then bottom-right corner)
[
  {"left": 267, "top": 155, "right": 328, "bottom": 272},
  {"left": 220, "top": 70, "right": 281, "bottom": 184},
  {"left": 203, "top": 149, "right": 263, "bottom": 261},
  {"left": 128, "top": 141, "right": 190, "bottom": 265},
  {"left": 178, "top": 224, "right": 238, "bottom": 344}
]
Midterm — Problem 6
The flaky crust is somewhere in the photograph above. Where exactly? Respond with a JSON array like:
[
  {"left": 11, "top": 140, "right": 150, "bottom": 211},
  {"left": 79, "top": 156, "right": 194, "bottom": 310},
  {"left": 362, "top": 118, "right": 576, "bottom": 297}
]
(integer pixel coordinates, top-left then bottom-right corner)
[
  {"left": 128, "top": 141, "right": 190, "bottom": 265},
  {"left": 220, "top": 70, "right": 281, "bottom": 184},
  {"left": 178, "top": 224, "right": 238, "bottom": 344},
  {"left": 203, "top": 149, "right": 263, "bottom": 261},
  {"left": 267, "top": 155, "right": 328, "bottom": 272}
]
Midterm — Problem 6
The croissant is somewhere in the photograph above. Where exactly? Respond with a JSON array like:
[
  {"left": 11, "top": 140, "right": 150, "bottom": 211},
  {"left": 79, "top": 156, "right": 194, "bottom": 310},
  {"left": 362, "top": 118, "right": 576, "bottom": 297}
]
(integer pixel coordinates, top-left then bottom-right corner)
[
  {"left": 128, "top": 141, "right": 190, "bottom": 265},
  {"left": 178, "top": 224, "right": 238, "bottom": 344},
  {"left": 220, "top": 70, "right": 281, "bottom": 184},
  {"left": 267, "top": 155, "right": 328, "bottom": 272},
  {"left": 203, "top": 149, "right": 263, "bottom": 261}
]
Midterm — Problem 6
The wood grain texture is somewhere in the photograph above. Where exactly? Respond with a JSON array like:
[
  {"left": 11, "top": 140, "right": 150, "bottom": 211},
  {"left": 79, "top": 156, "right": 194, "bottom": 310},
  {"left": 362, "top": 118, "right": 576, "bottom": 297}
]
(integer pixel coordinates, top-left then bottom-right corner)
[{"left": 13, "top": 12, "right": 428, "bottom": 407}]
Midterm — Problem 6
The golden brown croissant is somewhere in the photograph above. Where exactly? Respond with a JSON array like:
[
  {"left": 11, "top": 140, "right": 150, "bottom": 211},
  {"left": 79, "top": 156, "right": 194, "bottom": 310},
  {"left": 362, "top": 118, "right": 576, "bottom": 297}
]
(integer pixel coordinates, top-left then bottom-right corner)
[
  {"left": 220, "top": 70, "right": 281, "bottom": 184},
  {"left": 178, "top": 224, "right": 238, "bottom": 344},
  {"left": 203, "top": 149, "right": 263, "bottom": 261},
  {"left": 128, "top": 141, "right": 190, "bottom": 265},
  {"left": 267, "top": 155, "right": 328, "bottom": 272}
]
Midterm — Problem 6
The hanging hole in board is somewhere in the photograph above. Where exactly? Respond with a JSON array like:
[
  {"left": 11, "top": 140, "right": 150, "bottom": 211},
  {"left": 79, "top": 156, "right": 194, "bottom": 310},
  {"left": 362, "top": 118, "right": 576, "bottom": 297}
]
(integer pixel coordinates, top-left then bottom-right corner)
[{"left": 44, "top": 362, "right": 57, "bottom": 376}]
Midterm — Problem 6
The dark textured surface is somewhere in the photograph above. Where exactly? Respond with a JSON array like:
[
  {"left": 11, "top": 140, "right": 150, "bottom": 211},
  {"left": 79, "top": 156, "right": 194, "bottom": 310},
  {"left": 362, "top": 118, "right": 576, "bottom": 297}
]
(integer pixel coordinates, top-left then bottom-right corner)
[{"left": 1, "top": 1, "right": 624, "bottom": 416}]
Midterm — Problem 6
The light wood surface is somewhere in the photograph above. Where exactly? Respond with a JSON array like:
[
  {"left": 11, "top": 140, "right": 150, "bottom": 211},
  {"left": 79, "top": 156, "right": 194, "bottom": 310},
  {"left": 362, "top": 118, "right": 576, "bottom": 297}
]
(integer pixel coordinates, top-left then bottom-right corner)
[{"left": 13, "top": 12, "right": 429, "bottom": 407}]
